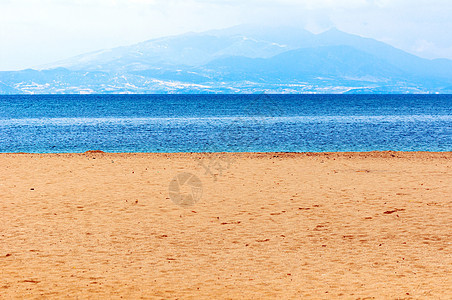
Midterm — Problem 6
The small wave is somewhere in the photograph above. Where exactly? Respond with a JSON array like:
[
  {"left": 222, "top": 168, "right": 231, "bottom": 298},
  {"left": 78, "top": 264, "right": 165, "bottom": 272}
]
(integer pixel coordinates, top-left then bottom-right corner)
[{"left": 0, "top": 115, "right": 451, "bottom": 127}]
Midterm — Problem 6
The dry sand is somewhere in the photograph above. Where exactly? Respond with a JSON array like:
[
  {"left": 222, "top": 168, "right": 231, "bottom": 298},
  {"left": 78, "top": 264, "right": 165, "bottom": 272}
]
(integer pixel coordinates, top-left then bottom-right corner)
[{"left": 0, "top": 152, "right": 451, "bottom": 299}]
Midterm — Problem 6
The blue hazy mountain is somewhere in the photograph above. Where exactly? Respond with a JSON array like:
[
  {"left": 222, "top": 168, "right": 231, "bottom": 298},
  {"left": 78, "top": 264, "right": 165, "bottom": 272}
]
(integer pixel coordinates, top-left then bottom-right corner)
[
  {"left": 38, "top": 25, "right": 303, "bottom": 72},
  {"left": 312, "top": 28, "right": 452, "bottom": 80},
  {"left": 1, "top": 25, "right": 451, "bottom": 94},
  {"left": 0, "top": 81, "right": 23, "bottom": 94},
  {"left": 205, "top": 46, "right": 405, "bottom": 80}
]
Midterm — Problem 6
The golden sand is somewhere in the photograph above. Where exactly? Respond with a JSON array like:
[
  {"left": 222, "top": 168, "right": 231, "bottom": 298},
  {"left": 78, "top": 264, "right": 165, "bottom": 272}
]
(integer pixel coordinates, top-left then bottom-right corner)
[{"left": 0, "top": 152, "right": 451, "bottom": 298}]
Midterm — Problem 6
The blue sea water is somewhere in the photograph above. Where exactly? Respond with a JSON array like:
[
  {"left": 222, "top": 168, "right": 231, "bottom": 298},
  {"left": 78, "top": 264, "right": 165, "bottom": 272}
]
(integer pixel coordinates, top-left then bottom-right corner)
[{"left": 0, "top": 94, "right": 451, "bottom": 153}]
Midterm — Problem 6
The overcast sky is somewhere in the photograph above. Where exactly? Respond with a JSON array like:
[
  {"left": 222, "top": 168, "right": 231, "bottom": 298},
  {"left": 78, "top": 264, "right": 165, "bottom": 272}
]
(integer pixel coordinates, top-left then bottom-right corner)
[{"left": 0, "top": 0, "right": 451, "bottom": 71}]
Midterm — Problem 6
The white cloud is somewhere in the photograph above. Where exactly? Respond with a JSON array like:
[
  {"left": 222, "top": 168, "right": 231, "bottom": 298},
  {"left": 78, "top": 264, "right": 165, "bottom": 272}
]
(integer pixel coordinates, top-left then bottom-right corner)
[{"left": 0, "top": 0, "right": 451, "bottom": 70}]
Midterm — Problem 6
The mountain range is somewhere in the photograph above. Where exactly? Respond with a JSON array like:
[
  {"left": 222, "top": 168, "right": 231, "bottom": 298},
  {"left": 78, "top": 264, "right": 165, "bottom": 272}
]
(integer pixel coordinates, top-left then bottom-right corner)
[{"left": 1, "top": 25, "right": 452, "bottom": 94}]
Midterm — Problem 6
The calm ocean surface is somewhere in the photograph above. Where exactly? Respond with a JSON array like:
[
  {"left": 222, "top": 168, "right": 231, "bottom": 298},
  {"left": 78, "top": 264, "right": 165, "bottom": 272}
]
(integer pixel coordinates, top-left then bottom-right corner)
[{"left": 0, "top": 94, "right": 451, "bottom": 153}]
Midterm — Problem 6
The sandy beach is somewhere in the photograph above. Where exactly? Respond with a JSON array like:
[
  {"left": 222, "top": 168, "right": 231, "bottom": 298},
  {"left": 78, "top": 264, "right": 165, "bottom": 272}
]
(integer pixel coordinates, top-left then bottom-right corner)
[{"left": 0, "top": 151, "right": 451, "bottom": 299}]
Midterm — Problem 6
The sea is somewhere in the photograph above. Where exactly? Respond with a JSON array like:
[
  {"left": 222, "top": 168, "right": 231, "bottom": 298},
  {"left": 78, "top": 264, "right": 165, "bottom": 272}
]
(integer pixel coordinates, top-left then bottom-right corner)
[{"left": 0, "top": 94, "right": 451, "bottom": 153}]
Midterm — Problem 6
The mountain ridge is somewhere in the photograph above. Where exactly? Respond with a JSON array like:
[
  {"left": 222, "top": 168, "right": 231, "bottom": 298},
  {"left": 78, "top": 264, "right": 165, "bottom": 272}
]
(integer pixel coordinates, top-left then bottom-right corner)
[{"left": 1, "top": 25, "right": 451, "bottom": 94}]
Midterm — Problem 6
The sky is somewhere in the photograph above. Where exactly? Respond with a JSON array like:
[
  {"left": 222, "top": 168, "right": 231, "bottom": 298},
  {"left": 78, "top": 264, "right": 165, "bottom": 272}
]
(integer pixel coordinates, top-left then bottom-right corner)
[{"left": 0, "top": 0, "right": 451, "bottom": 71}]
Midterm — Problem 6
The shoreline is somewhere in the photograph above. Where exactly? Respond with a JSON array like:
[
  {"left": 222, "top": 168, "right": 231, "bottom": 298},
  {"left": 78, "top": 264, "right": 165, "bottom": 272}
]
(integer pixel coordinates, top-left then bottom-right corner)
[
  {"left": 3, "top": 150, "right": 452, "bottom": 154},
  {"left": 1, "top": 150, "right": 451, "bottom": 160}
]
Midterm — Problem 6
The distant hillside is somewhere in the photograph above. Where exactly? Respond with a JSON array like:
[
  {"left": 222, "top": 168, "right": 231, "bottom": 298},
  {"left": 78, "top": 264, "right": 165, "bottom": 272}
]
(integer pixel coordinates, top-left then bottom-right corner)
[
  {"left": 204, "top": 45, "right": 406, "bottom": 81},
  {"left": 1, "top": 25, "right": 451, "bottom": 94},
  {"left": 0, "top": 81, "right": 23, "bottom": 94}
]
